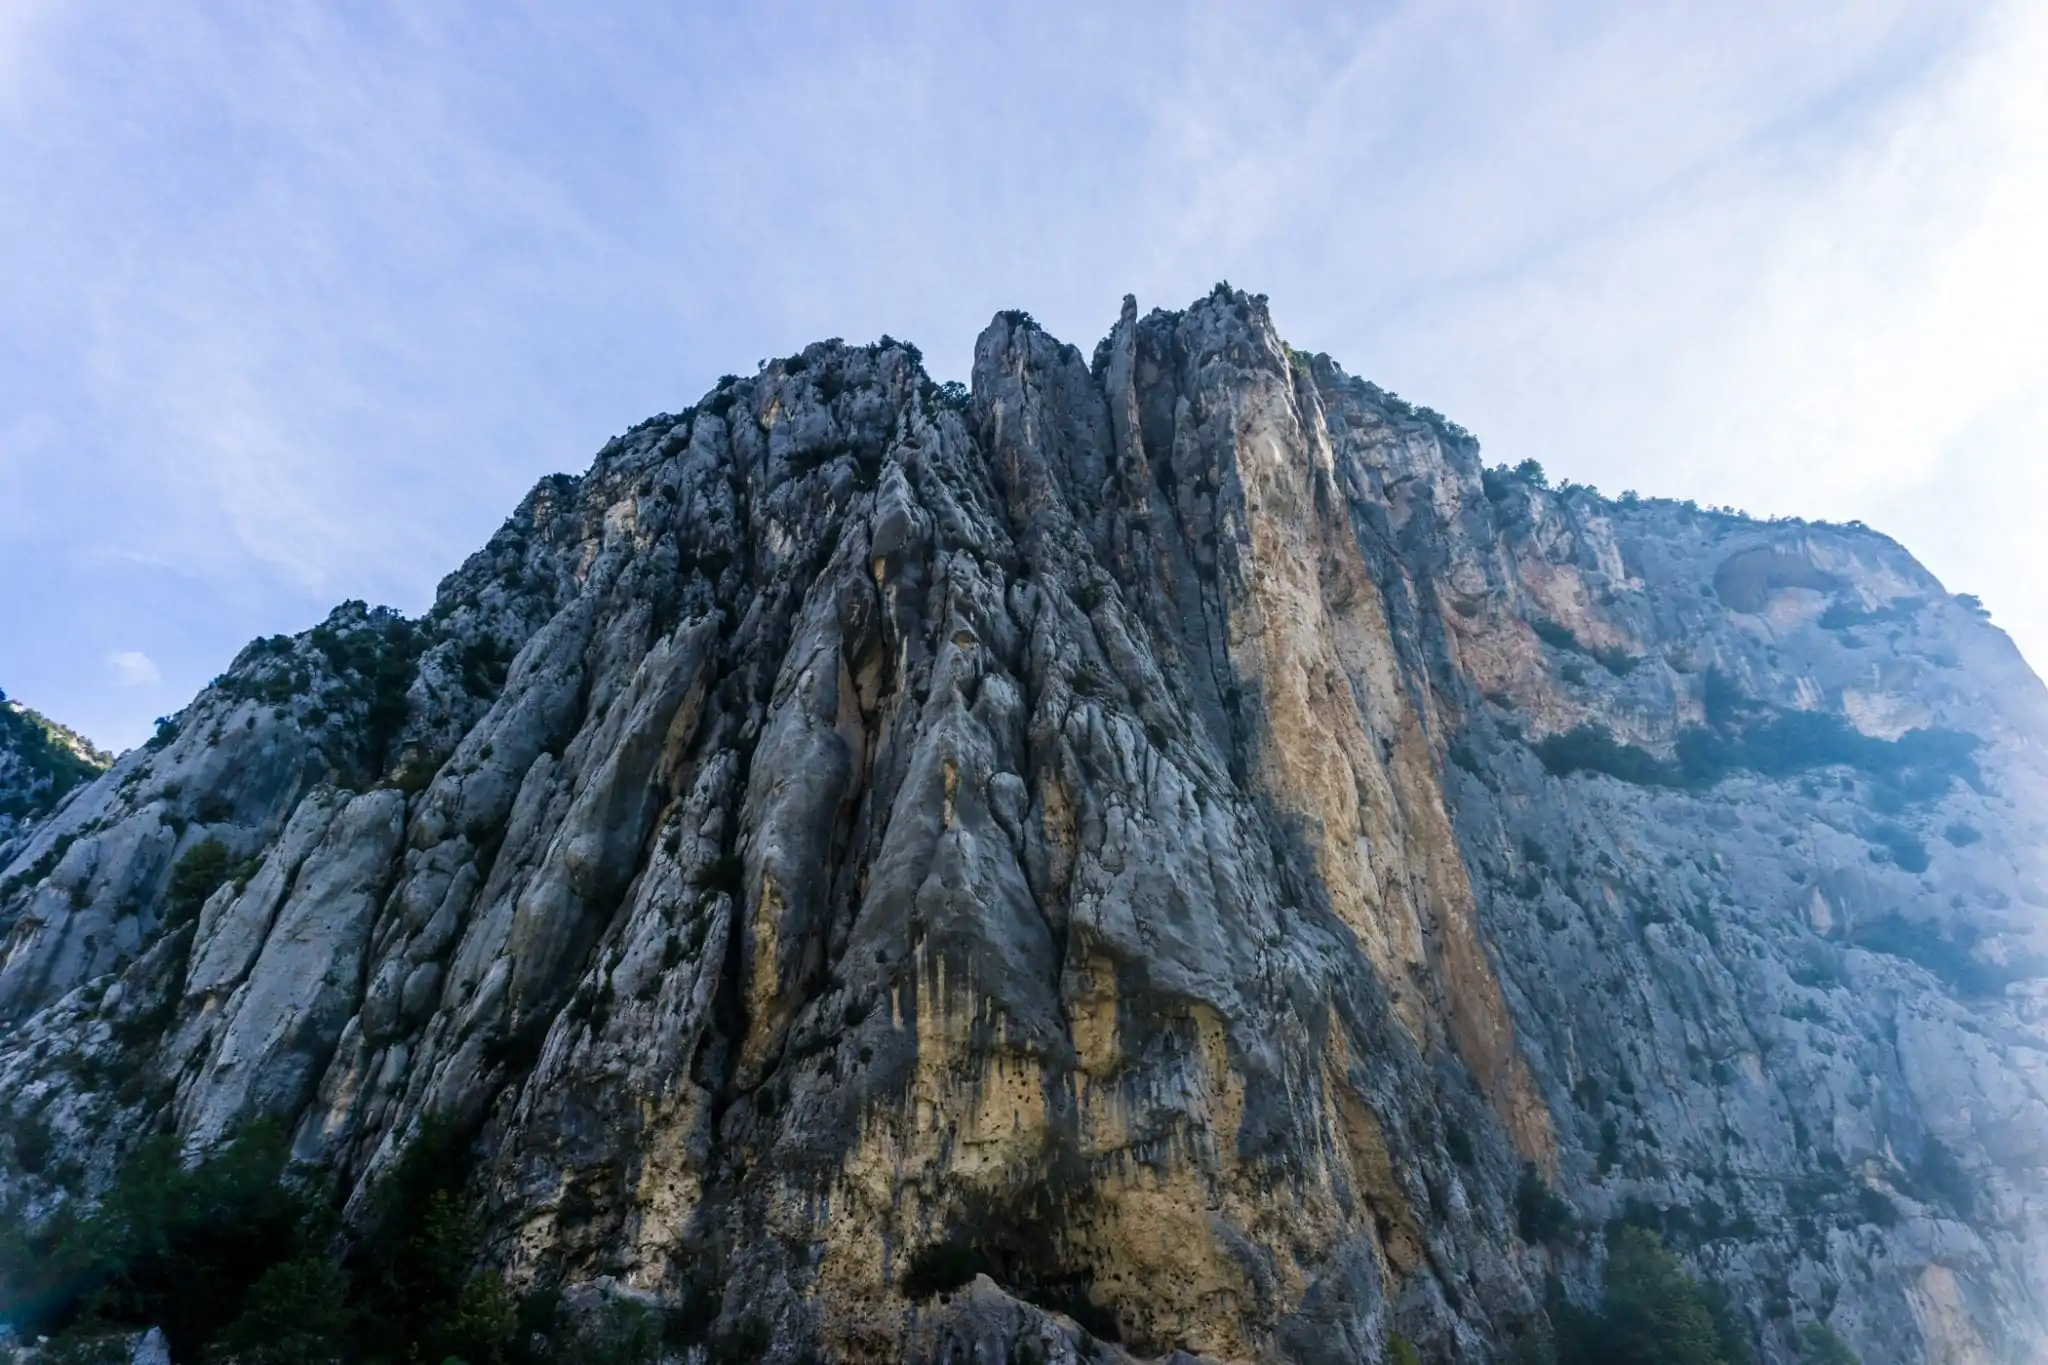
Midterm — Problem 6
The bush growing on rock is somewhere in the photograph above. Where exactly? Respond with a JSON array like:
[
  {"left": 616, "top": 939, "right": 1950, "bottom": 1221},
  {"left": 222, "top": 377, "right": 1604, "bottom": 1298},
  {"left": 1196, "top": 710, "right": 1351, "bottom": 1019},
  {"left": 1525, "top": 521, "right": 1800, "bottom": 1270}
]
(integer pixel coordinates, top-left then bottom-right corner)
[
  {"left": 163, "top": 838, "right": 232, "bottom": 927},
  {"left": 1516, "top": 1163, "right": 1575, "bottom": 1245},
  {"left": 1551, "top": 1226, "right": 1758, "bottom": 1365},
  {"left": 1799, "top": 1321, "right": 1861, "bottom": 1363},
  {"left": 1534, "top": 726, "right": 1676, "bottom": 787},
  {"left": 212, "top": 1255, "right": 352, "bottom": 1365},
  {"left": 143, "top": 716, "right": 180, "bottom": 751},
  {"left": 1868, "top": 824, "right": 1930, "bottom": 874},
  {"left": 0, "top": 1115, "right": 648, "bottom": 1364},
  {"left": 1534, "top": 701, "right": 1980, "bottom": 803},
  {"left": 0, "top": 1123, "right": 314, "bottom": 1357}
]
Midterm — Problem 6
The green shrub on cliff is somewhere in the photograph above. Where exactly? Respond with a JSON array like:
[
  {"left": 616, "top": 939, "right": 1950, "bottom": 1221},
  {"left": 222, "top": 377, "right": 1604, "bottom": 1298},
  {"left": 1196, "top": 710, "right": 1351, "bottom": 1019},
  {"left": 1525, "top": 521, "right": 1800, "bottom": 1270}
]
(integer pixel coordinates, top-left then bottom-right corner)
[
  {"left": 0, "top": 689, "right": 109, "bottom": 822},
  {"left": 1551, "top": 1227, "right": 1756, "bottom": 1365},
  {"left": 0, "top": 1123, "right": 317, "bottom": 1359},
  {"left": 163, "top": 838, "right": 233, "bottom": 926},
  {"left": 1798, "top": 1321, "right": 1861, "bottom": 1364}
]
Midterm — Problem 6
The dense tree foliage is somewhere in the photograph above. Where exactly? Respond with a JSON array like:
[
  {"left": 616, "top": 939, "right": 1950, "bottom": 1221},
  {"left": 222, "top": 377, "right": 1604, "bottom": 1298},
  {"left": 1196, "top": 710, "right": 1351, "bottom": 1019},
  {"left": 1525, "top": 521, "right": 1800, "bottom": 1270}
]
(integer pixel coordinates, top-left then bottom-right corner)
[
  {"left": 1546, "top": 1227, "right": 1860, "bottom": 1365},
  {"left": 1535, "top": 705, "right": 1978, "bottom": 800},
  {"left": 0, "top": 1124, "right": 313, "bottom": 1358},
  {"left": 1552, "top": 1228, "right": 1752, "bottom": 1365},
  {"left": 163, "top": 839, "right": 235, "bottom": 928},
  {"left": 0, "top": 689, "right": 109, "bottom": 824},
  {"left": 0, "top": 1120, "right": 665, "bottom": 1364}
]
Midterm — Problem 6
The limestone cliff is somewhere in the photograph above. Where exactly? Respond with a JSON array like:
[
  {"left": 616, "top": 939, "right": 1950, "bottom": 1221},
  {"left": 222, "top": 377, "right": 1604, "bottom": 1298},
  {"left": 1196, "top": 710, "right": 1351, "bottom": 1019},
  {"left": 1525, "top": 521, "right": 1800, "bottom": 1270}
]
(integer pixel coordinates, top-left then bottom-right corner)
[{"left": 1, "top": 289, "right": 2043, "bottom": 1364}]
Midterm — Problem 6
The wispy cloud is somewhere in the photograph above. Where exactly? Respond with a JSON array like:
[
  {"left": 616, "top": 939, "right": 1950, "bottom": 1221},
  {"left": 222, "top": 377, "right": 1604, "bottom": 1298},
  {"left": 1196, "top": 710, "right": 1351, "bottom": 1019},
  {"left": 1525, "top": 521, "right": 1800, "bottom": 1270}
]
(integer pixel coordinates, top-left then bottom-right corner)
[
  {"left": 0, "top": 0, "right": 58, "bottom": 111},
  {"left": 1, "top": 0, "right": 2039, "bottom": 750},
  {"left": 1321, "top": 0, "right": 2047, "bottom": 657},
  {"left": 106, "top": 651, "right": 160, "bottom": 688}
]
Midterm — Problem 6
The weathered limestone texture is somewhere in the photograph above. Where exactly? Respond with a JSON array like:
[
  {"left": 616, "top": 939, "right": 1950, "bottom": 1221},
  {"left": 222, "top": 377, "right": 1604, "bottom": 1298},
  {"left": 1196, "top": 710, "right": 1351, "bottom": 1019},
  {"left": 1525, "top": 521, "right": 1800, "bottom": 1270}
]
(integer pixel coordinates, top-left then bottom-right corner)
[{"left": 2, "top": 288, "right": 2042, "bottom": 1363}]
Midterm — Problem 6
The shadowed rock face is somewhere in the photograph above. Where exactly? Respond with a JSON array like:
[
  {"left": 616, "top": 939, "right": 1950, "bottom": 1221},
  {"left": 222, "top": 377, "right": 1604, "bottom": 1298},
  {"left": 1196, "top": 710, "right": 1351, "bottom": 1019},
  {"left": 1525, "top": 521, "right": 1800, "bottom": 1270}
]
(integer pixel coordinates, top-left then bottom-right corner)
[{"left": 3, "top": 288, "right": 2045, "bottom": 1363}]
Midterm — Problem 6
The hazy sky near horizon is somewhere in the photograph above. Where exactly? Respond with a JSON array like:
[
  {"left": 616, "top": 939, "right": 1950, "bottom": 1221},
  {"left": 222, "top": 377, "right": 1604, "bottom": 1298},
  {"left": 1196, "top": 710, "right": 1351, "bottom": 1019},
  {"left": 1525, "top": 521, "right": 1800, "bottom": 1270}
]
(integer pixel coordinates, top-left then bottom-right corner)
[{"left": 2, "top": 1, "right": 2043, "bottom": 750}]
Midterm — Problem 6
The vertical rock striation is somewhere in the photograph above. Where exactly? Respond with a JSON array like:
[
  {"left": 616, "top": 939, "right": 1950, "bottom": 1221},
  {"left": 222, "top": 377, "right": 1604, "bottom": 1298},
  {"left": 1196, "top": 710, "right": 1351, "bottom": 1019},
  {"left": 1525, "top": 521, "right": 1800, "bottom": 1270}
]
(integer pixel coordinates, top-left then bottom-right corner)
[{"left": 1, "top": 288, "right": 2043, "bottom": 1363}]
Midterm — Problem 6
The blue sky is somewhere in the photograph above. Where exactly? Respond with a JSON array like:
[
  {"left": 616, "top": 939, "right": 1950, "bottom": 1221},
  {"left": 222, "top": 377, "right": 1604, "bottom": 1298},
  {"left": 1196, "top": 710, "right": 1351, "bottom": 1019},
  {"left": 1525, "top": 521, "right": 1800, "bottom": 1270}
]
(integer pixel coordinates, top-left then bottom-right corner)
[{"left": 2, "top": 1, "right": 2043, "bottom": 751}]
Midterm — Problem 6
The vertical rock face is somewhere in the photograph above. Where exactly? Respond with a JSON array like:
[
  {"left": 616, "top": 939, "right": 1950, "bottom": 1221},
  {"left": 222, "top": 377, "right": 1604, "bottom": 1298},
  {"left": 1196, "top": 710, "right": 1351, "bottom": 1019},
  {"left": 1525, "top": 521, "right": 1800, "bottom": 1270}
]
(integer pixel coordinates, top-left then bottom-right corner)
[{"left": 2, "top": 289, "right": 2044, "bottom": 1363}]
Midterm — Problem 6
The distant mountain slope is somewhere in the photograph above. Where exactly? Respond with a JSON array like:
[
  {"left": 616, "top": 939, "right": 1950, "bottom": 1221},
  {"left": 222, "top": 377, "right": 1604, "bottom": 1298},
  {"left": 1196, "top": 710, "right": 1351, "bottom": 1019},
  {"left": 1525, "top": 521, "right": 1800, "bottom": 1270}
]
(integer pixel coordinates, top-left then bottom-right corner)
[{"left": 0, "top": 688, "right": 110, "bottom": 853}]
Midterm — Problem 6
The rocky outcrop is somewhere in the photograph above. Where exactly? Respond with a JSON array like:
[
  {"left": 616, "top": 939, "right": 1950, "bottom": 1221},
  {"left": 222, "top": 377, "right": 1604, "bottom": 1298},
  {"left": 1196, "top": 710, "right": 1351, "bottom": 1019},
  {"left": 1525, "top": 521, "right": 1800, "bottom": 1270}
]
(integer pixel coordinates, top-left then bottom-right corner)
[{"left": 1, "top": 289, "right": 2043, "bottom": 1363}]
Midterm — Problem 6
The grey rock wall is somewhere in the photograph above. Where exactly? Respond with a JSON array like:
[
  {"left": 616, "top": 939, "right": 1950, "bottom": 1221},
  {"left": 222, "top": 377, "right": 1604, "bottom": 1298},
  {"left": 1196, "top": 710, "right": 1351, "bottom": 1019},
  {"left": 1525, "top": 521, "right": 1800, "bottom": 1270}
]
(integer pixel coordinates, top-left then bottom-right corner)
[{"left": 1, "top": 289, "right": 2041, "bottom": 1364}]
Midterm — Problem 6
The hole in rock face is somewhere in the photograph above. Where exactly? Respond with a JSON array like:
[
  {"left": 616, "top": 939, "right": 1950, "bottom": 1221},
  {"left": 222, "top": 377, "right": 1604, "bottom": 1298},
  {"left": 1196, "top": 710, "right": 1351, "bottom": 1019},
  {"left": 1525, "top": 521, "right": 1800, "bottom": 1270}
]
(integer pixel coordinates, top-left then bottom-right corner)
[
  {"left": 1712, "top": 548, "right": 1838, "bottom": 613},
  {"left": 898, "top": 1220, "right": 1122, "bottom": 1344}
]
